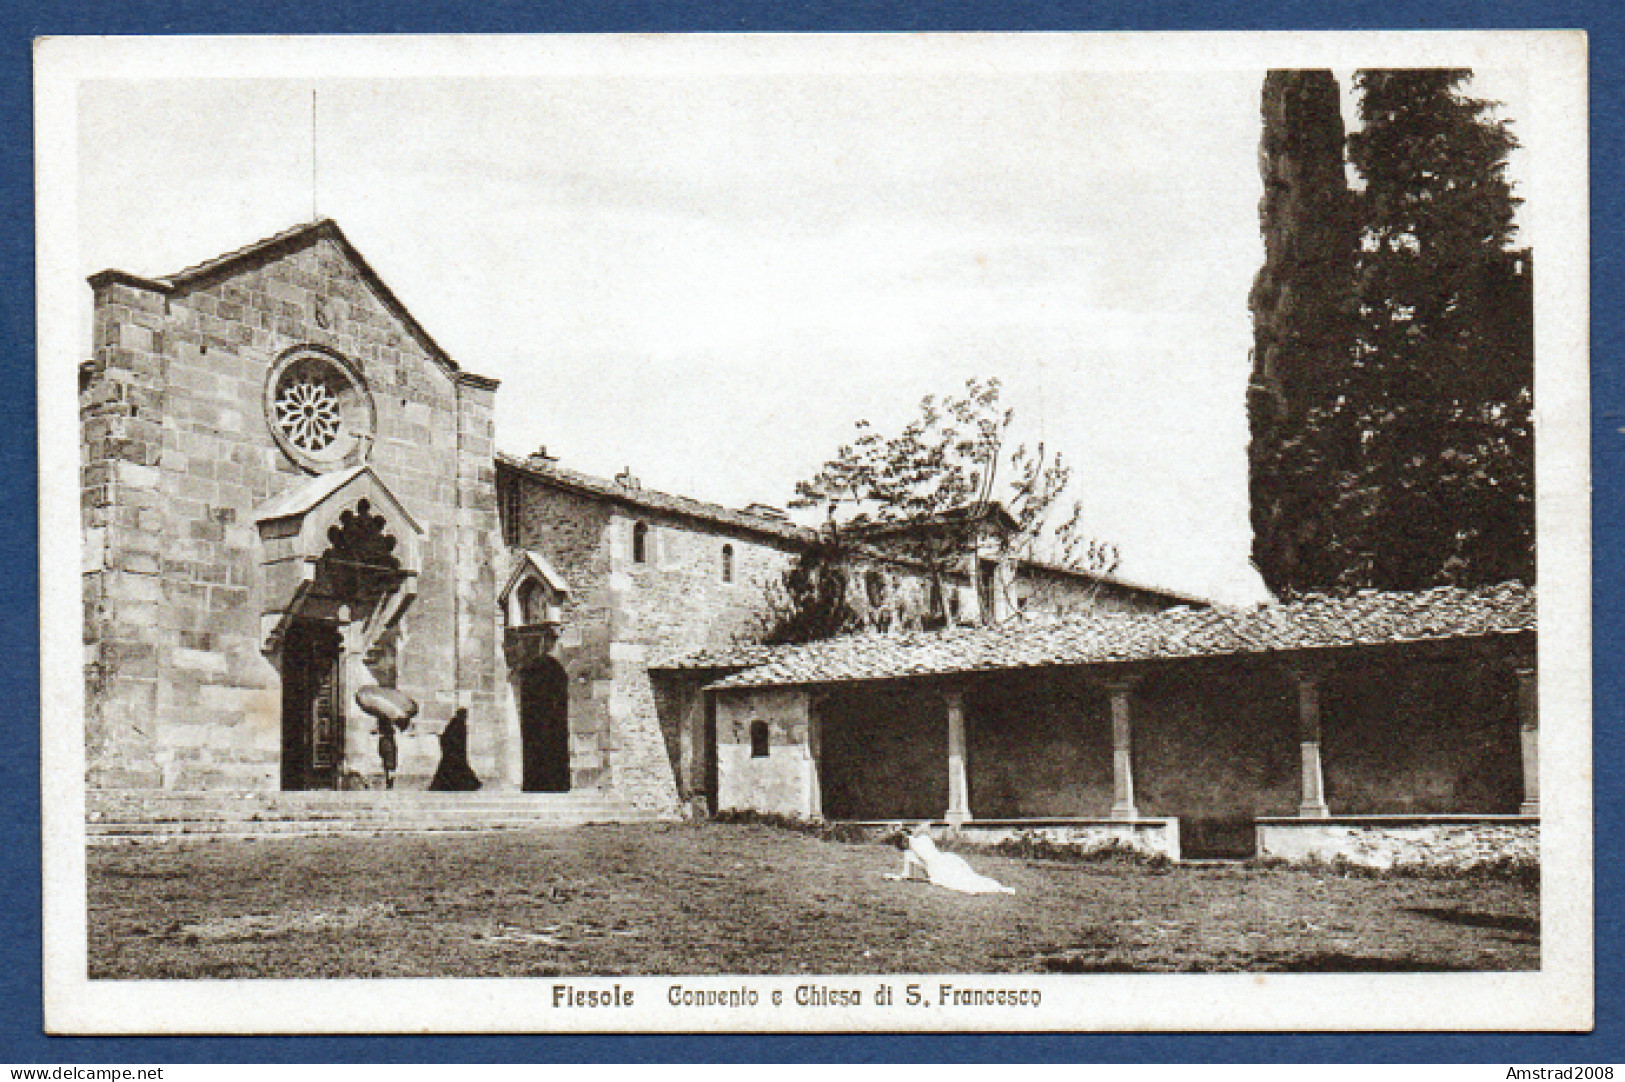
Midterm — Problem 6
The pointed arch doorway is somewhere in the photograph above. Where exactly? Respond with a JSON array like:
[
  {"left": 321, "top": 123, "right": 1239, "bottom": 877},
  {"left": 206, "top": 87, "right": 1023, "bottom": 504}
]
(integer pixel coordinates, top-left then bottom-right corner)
[
  {"left": 255, "top": 466, "right": 423, "bottom": 792},
  {"left": 519, "top": 656, "right": 571, "bottom": 792}
]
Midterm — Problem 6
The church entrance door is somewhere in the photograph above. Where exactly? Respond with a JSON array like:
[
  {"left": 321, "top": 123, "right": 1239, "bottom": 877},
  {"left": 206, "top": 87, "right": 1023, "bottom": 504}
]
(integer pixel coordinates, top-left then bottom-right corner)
[
  {"left": 520, "top": 657, "right": 570, "bottom": 792},
  {"left": 281, "top": 620, "right": 345, "bottom": 790}
]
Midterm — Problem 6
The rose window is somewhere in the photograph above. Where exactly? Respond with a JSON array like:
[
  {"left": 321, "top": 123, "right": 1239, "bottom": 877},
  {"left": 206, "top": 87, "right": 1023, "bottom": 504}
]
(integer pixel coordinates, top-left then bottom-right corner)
[
  {"left": 263, "top": 348, "right": 376, "bottom": 473},
  {"left": 274, "top": 372, "right": 344, "bottom": 453}
]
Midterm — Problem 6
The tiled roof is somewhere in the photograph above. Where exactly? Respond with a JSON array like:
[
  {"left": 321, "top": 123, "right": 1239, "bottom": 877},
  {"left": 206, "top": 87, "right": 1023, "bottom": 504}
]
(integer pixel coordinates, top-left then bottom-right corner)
[
  {"left": 695, "top": 582, "right": 1535, "bottom": 691},
  {"left": 496, "top": 453, "right": 816, "bottom": 545},
  {"left": 653, "top": 643, "right": 788, "bottom": 672}
]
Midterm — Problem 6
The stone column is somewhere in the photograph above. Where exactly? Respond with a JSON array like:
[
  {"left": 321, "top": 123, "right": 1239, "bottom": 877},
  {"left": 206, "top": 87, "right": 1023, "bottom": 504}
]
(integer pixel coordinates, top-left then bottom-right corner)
[
  {"left": 805, "top": 693, "right": 825, "bottom": 821},
  {"left": 677, "top": 682, "right": 703, "bottom": 802},
  {"left": 1291, "top": 668, "right": 1330, "bottom": 818},
  {"left": 944, "top": 689, "right": 971, "bottom": 826},
  {"left": 1104, "top": 679, "right": 1138, "bottom": 820},
  {"left": 1516, "top": 664, "right": 1538, "bottom": 817}
]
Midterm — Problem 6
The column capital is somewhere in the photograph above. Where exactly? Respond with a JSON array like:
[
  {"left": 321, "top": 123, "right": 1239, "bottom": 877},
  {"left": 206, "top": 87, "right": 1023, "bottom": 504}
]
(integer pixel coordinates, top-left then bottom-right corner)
[
  {"left": 1282, "top": 661, "right": 1329, "bottom": 687},
  {"left": 1098, "top": 671, "right": 1143, "bottom": 696}
]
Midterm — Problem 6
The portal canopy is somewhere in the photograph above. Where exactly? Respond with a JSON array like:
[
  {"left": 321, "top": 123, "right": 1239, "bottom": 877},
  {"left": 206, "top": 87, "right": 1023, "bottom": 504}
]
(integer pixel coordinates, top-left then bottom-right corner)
[
  {"left": 255, "top": 465, "right": 424, "bottom": 656},
  {"left": 500, "top": 550, "right": 572, "bottom": 669}
]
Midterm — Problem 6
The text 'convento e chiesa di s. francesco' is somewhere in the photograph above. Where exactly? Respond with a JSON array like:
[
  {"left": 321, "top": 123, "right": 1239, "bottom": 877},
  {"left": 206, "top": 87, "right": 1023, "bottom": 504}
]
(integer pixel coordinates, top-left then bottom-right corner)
[{"left": 81, "top": 220, "right": 1538, "bottom": 864}]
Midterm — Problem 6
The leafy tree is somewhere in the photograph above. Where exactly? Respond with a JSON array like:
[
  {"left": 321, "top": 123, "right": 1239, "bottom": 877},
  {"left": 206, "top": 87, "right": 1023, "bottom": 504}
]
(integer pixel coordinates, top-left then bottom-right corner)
[
  {"left": 752, "top": 541, "right": 861, "bottom": 645},
  {"left": 774, "top": 377, "right": 1117, "bottom": 632}
]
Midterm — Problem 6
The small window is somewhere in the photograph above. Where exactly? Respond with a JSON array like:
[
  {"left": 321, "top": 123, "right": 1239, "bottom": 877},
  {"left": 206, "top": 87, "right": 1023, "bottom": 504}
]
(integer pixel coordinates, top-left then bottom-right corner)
[
  {"left": 865, "top": 570, "right": 886, "bottom": 608},
  {"left": 516, "top": 579, "right": 548, "bottom": 625},
  {"left": 632, "top": 521, "right": 649, "bottom": 564},
  {"left": 501, "top": 476, "right": 521, "bottom": 548},
  {"left": 721, "top": 544, "right": 734, "bottom": 583},
  {"left": 749, "top": 720, "right": 771, "bottom": 758}
]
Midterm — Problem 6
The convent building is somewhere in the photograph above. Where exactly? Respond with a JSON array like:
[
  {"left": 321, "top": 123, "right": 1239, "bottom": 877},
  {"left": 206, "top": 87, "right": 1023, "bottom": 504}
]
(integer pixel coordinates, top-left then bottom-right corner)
[{"left": 80, "top": 220, "right": 1538, "bottom": 864}]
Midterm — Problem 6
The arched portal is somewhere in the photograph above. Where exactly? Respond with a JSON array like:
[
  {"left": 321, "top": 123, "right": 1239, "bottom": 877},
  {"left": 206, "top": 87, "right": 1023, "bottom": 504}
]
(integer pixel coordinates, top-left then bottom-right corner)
[
  {"left": 255, "top": 467, "right": 423, "bottom": 791},
  {"left": 520, "top": 657, "right": 571, "bottom": 792},
  {"left": 279, "top": 499, "right": 409, "bottom": 790}
]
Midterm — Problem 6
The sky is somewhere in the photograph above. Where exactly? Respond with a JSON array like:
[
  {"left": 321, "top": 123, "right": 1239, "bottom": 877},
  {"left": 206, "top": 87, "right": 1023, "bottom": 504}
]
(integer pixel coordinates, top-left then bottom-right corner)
[{"left": 73, "top": 41, "right": 1535, "bottom": 606}]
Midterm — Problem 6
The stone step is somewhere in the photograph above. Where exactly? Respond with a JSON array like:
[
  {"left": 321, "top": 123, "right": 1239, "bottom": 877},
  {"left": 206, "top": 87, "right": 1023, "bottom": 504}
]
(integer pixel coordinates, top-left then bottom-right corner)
[
  {"left": 89, "top": 798, "right": 652, "bottom": 812},
  {"left": 95, "top": 812, "right": 650, "bottom": 828},
  {"left": 86, "top": 788, "right": 672, "bottom": 842},
  {"left": 91, "top": 811, "right": 647, "bottom": 828},
  {"left": 89, "top": 789, "right": 619, "bottom": 803}
]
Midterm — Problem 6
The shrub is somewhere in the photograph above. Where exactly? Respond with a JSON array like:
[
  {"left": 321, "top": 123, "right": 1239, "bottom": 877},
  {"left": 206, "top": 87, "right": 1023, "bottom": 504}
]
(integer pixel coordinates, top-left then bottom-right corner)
[{"left": 974, "top": 832, "right": 1171, "bottom": 869}]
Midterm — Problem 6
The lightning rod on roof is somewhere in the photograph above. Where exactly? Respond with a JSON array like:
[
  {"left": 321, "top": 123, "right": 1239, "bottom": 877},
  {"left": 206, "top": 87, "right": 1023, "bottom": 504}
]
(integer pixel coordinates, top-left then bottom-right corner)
[{"left": 311, "top": 88, "right": 318, "bottom": 222}]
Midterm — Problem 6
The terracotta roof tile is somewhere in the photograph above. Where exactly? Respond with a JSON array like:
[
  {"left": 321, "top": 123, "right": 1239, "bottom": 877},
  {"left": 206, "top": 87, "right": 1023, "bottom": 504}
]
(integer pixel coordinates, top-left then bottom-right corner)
[{"left": 685, "top": 582, "right": 1534, "bottom": 690}]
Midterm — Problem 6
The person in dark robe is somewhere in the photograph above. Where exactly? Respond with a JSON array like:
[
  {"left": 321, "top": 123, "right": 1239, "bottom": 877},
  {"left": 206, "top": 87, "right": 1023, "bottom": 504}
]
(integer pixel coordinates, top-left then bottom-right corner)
[
  {"left": 429, "top": 707, "right": 482, "bottom": 792},
  {"left": 376, "top": 723, "right": 398, "bottom": 790}
]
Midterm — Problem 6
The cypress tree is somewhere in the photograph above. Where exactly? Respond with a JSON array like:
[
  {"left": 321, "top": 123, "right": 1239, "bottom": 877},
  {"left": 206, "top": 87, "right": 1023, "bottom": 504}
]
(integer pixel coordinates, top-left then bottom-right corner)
[
  {"left": 1343, "top": 69, "right": 1533, "bottom": 589},
  {"left": 1247, "top": 70, "right": 1358, "bottom": 597}
]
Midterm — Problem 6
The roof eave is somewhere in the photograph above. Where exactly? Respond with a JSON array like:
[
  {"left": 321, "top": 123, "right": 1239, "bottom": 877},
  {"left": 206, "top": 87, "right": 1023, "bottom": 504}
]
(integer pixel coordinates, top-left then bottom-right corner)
[
  {"left": 705, "top": 623, "right": 1537, "bottom": 694},
  {"left": 496, "top": 452, "right": 813, "bottom": 545}
]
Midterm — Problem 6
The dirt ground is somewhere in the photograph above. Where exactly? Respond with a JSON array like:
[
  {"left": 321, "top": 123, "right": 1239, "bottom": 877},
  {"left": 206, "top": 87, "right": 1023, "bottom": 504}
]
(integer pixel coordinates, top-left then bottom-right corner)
[{"left": 86, "top": 821, "right": 1538, "bottom": 979}]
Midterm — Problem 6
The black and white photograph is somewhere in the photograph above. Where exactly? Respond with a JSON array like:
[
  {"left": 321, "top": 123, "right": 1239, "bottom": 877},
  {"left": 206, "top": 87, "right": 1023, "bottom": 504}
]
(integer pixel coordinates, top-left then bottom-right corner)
[{"left": 34, "top": 32, "right": 1591, "bottom": 1033}]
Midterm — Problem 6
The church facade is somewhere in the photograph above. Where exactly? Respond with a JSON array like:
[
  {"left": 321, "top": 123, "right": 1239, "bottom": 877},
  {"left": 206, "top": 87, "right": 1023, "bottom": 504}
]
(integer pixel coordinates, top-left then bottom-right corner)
[
  {"left": 83, "top": 221, "right": 505, "bottom": 796},
  {"left": 81, "top": 220, "right": 1168, "bottom": 816}
]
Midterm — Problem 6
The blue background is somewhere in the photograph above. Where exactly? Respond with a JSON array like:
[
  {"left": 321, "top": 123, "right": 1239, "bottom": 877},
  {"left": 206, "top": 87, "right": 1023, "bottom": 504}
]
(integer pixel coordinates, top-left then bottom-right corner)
[{"left": 3, "top": 0, "right": 1618, "bottom": 1063}]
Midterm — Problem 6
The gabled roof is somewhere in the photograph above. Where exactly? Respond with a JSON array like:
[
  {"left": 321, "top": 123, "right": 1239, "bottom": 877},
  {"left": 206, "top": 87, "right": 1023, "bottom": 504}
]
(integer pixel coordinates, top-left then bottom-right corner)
[
  {"left": 1015, "top": 557, "right": 1211, "bottom": 609},
  {"left": 679, "top": 582, "right": 1535, "bottom": 691},
  {"left": 499, "top": 550, "right": 572, "bottom": 608},
  {"left": 88, "top": 219, "right": 498, "bottom": 390},
  {"left": 497, "top": 453, "right": 815, "bottom": 545}
]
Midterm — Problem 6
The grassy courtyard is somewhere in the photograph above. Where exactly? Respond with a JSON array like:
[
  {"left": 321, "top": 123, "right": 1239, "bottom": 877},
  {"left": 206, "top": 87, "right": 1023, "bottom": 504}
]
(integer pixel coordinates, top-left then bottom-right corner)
[{"left": 87, "top": 821, "right": 1538, "bottom": 979}]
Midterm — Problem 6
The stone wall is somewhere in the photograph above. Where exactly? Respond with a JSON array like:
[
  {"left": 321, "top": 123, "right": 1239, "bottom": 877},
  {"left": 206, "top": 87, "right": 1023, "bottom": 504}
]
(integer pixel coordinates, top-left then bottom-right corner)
[
  {"left": 1132, "top": 662, "right": 1300, "bottom": 821},
  {"left": 835, "top": 557, "right": 1168, "bottom": 633},
  {"left": 1255, "top": 817, "right": 1537, "bottom": 870},
  {"left": 649, "top": 669, "right": 713, "bottom": 808},
  {"left": 714, "top": 687, "right": 817, "bottom": 817},
  {"left": 499, "top": 466, "right": 801, "bottom": 810},
  {"left": 965, "top": 673, "right": 1114, "bottom": 818},
  {"left": 1009, "top": 565, "right": 1184, "bottom": 619},
  {"left": 1321, "top": 657, "right": 1522, "bottom": 814},
  {"left": 83, "top": 231, "right": 499, "bottom": 792},
  {"left": 939, "top": 819, "right": 1181, "bottom": 861},
  {"left": 818, "top": 685, "right": 950, "bottom": 820}
]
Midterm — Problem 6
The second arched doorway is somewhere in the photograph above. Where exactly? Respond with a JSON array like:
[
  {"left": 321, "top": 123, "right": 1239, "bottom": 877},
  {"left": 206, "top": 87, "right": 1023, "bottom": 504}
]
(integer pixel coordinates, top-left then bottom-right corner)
[{"left": 519, "top": 656, "right": 571, "bottom": 792}]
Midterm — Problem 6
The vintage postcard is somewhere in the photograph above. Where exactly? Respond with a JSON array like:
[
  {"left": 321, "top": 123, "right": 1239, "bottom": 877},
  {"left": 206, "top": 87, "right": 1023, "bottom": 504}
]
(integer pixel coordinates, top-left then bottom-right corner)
[{"left": 35, "top": 31, "right": 1591, "bottom": 1033}]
